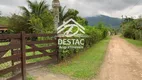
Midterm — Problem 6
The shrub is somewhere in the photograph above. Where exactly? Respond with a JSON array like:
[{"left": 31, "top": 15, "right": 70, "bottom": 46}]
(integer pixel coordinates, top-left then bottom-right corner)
[{"left": 59, "top": 24, "right": 109, "bottom": 60}]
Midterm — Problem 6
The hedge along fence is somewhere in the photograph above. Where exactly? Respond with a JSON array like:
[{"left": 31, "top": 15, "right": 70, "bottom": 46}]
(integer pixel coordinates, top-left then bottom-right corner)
[{"left": 59, "top": 25, "right": 109, "bottom": 60}]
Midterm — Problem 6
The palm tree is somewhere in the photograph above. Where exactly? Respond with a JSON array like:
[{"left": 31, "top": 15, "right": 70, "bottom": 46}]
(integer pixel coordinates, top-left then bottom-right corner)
[
  {"left": 59, "top": 6, "right": 68, "bottom": 25},
  {"left": 18, "top": 0, "right": 54, "bottom": 33},
  {"left": 59, "top": 6, "right": 79, "bottom": 26},
  {"left": 20, "top": 0, "right": 48, "bottom": 17}
]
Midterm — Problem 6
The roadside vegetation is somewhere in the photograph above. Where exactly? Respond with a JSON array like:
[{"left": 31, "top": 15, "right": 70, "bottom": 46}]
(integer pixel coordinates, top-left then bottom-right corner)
[
  {"left": 121, "top": 17, "right": 142, "bottom": 48},
  {"left": 59, "top": 23, "right": 111, "bottom": 60},
  {"left": 121, "top": 17, "right": 142, "bottom": 41},
  {"left": 49, "top": 37, "right": 110, "bottom": 80},
  {"left": 124, "top": 38, "right": 142, "bottom": 47},
  {"left": 27, "top": 75, "right": 35, "bottom": 80}
]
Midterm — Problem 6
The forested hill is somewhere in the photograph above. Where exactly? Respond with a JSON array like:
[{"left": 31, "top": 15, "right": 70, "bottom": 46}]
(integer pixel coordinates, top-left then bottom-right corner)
[{"left": 86, "top": 15, "right": 122, "bottom": 28}]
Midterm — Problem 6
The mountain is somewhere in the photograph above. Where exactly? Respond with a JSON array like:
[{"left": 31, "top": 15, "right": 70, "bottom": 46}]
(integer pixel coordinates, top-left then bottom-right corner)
[{"left": 86, "top": 15, "right": 122, "bottom": 28}]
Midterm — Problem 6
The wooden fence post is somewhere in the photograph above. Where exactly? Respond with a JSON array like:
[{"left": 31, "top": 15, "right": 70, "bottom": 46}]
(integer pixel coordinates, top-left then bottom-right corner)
[
  {"left": 11, "top": 49, "right": 15, "bottom": 75},
  {"left": 21, "top": 31, "right": 26, "bottom": 80},
  {"left": 56, "top": 35, "right": 60, "bottom": 63}
]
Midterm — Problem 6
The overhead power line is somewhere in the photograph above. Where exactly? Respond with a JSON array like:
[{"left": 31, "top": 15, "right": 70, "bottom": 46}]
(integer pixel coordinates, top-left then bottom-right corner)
[{"left": 125, "top": 0, "right": 140, "bottom": 16}]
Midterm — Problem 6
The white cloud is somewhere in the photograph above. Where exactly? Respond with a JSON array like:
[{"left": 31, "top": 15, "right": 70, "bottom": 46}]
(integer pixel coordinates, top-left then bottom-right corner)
[
  {"left": 0, "top": 5, "right": 20, "bottom": 16},
  {"left": 0, "top": 0, "right": 142, "bottom": 18}
]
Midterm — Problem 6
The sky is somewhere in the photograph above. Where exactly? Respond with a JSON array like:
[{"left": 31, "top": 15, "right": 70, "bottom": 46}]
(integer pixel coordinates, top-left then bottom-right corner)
[{"left": 0, "top": 0, "right": 142, "bottom": 18}]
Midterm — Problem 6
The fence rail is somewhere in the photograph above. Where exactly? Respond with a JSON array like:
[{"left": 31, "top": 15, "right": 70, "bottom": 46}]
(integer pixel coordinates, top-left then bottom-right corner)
[
  {"left": 0, "top": 34, "right": 20, "bottom": 39},
  {"left": 0, "top": 32, "right": 58, "bottom": 80}
]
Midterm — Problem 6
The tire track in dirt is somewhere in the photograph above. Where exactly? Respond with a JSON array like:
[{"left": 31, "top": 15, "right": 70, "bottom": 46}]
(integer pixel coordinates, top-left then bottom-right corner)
[
  {"left": 95, "top": 36, "right": 142, "bottom": 80},
  {"left": 27, "top": 66, "right": 72, "bottom": 80}
]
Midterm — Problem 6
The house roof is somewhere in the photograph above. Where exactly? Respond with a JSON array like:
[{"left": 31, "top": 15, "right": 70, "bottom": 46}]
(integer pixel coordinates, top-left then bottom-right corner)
[
  {"left": 0, "top": 25, "right": 7, "bottom": 30},
  {"left": 0, "top": 25, "right": 7, "bottom": 28},
  {"left": 53, "top": 0, "right": 60, "bottom": 3}
]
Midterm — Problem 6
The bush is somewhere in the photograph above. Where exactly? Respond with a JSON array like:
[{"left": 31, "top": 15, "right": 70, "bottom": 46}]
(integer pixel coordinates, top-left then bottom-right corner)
[
  {"left": 59, "top": 24, "right": 109, "bottom": 60},
  {"left": 122, "top": 17, "right": 142, "bottom": 40}
]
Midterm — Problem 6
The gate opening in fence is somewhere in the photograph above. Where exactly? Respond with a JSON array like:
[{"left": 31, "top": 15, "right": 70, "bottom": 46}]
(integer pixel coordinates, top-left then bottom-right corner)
[{"left": 0, "top": 32, "right": 58, "bottom": 80}]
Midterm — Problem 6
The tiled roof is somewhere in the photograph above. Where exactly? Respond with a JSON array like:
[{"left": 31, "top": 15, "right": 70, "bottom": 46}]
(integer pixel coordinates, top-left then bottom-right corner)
[{"left": 0, "top": 25, "right": 7, "bottom": 28}]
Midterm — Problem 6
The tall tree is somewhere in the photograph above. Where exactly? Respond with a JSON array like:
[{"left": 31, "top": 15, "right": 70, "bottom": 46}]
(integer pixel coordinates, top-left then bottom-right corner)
[
  {"left": 59, "top": 7, "right": 87, "bottom": 26},
  {"left": 59, "top": 6, "right": 66, "bottom": 25},
  {"left": 0, "top": 11, "right": 1, "bottom": 15},
  {"left": 9, "top": 0, "right": 54, "bottom": 33},
  {"left": 59, "top": 7, "right": 77, "bottom": 25},
  {"left": 121, "top": 17, "right": 142, "bottom": 40},
  {"left": 64, "top": 9, "right": 79, "bottom": 20},
  {"left": 20, "top": 0, "right": 48, "bottom": 17},
  {"left": 76, "top": 16, "right": 88, "bottom": 26}
]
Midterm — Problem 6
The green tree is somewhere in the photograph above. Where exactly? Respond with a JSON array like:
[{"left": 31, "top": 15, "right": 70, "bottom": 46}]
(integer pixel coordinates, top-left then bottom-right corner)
[
  {"left": 8, "top": 14, "right": 31, "bottom": 33},
  {"left": 0, "top": 11, "right": 1, "bottom": 16},
  {"left": 59, "top": 6, "right": 67, "bottom": 25},
  {"left": 20, "top": 0, "right": 48, "bottom": 17},
  {"left": 59, "top": 7, "right": 88, "bottom": 26},
  {"left": 64, "top": 9, "right": 79, "bottom": 20},
  {"left": 121, "top": 17, "right": 142, "bottom": 40},
  {"left": 76, "top": 16, "right": 88, "bottom": 26},
  {"left": 9, "top": 0, "right": 54, "bottom": 33},
  {"left": 59, "top": 7, "right": 79, "bottom": 25},
  {"left": 29, "top": 11, "right": 54, "bottom": 33}
]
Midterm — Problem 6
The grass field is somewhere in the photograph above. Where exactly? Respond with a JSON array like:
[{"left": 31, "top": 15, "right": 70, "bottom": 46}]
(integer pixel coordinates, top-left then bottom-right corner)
[
  {"left": 0, "top": 17, "right": 8, "bottom": 25},
  {"left": 125, "top": 38, "right": 142, "bottom": 47},
  {"left": 49, "top": 37, "right": 110, "bottom": 80}
]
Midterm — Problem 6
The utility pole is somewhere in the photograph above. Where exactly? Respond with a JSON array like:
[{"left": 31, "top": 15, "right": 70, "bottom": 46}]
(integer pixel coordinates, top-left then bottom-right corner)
[
  {"left": 52, "top": 0, "right": 60, "bottom": 32},
  {"left": 0, "top": 11, "right": 1, "bottom": 17}
]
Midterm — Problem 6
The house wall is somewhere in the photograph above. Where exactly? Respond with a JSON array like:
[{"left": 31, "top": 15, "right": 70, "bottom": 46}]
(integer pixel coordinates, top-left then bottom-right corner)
[{"left": 0, "top": 27, "right": 8, "bottom": 34}]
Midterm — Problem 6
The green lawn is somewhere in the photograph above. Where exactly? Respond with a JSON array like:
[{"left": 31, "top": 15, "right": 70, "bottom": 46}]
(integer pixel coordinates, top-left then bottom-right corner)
[
  {"left": 49, "top": 37, "right": 110, "bottom": 80},
  {"left": 125, "top": 38, "right": 142, "bottom": 47}
]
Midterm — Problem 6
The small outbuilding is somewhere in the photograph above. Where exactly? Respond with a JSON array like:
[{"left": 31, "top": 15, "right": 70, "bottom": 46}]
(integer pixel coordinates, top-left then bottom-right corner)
[{"left": 0, "top": 25, "right": 8, "bottom": 34}]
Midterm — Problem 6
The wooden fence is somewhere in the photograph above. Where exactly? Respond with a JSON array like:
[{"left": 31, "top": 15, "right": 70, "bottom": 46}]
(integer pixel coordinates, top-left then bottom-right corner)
[{"left": 0, "top": 32, "right": 58, "bottom": 80}]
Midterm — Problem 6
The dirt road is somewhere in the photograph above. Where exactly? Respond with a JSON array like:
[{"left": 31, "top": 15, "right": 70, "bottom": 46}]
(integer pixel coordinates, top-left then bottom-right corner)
[
  {"left": 27, "top": 67, "right": 72, "bottom": 80},
  {"left": 96, "top": 36, "right": 142, "bottom": 80}
]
